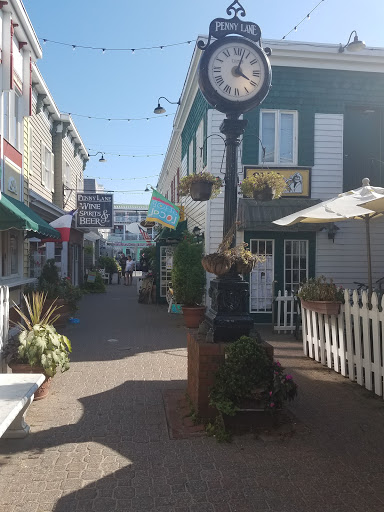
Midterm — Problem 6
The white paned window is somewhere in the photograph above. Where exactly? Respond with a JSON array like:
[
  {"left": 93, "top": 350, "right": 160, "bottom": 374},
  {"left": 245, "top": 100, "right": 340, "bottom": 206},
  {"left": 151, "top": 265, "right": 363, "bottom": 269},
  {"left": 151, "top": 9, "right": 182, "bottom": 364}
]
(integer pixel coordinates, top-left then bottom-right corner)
[
  {"left": 250, "top": 239, "right": 274, "bottom": 313},
  {"left": 29, "top": 125, "right": 33, "bottom": 175},
  {"left": 63, "top": 160, "right": 72, "bottom": 188},
  {"left": 13, "top": 89, "right": 22, "bottom": 151},
  {"left": 1, "top": 230, "right": 21, "bottom": 278},
  {"left": 41, "top": 142, "right": 54, "bottom": 192},
  {"left": 284, "top": 240, "right": 308, "bottom": 293},
  {"left": 160, "top": 246, "right": 174, "bottom": 297},
  {"left": 188, "top": 140, "right": 194, "bottom": 175},
  {"left": 260, "top": 110, "right": 298, "bottom": 165}
]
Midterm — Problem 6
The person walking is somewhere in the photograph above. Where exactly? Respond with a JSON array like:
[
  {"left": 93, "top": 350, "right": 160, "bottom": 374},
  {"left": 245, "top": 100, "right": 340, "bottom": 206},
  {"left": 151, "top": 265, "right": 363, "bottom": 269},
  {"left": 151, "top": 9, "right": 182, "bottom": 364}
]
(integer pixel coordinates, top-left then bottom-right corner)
[
  {"left": 120, "top": 253, "right": 127, "bottom": 284},
  {"left": 125, "top": 256, "right": 135, "bottom": 286}
]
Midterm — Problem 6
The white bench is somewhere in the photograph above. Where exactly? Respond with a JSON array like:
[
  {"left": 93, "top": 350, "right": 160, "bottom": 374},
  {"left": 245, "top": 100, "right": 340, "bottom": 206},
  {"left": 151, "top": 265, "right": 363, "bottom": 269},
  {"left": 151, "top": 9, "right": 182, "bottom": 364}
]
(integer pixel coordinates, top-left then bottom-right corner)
[{"left": 0, "top": 373, "right": 45, "bottom": 439}]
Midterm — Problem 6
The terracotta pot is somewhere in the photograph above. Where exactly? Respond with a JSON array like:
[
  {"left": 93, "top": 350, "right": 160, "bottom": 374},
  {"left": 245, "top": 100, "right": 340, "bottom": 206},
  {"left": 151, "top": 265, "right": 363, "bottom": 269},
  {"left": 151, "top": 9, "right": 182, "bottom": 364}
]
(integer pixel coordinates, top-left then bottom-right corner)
[
  {"left": 9, "top": 363, "right": 52, "bottom": 400},
  {"left": 201, "top": 254, "right": 231, "bottom": 276},
  {"left": 190, "top": 181, "right": 213, "bottom": 201},
  {"left": 301, "top": 300, "right": 341, "bottom": 316},
  {"left": 253, "top": 186, "right": 274, "bottom": 201},
  {"left": 181, "top": 306, "right": 206, "bottom": 328}
]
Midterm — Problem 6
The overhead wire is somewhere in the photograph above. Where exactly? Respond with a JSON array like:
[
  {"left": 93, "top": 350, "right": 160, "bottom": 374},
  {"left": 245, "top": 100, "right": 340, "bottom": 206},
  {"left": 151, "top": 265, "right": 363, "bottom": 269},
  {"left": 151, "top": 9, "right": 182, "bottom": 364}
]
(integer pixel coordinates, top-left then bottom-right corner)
[{"left": 282, "top": 0, "right": 325, "bottom": 40}]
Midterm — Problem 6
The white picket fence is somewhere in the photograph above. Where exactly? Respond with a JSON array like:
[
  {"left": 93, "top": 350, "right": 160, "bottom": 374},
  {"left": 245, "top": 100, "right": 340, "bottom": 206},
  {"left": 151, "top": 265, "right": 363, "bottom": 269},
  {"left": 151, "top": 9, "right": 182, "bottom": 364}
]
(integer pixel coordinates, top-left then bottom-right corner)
[
  {"left": 302, "top": 289, "right": 384, "bottom": 398},
  {"left": 274, "top": 290, "right": 300, "bottom": 333},
  {"left": 0, "top": 286, "right": 9, "bottom": 373}
]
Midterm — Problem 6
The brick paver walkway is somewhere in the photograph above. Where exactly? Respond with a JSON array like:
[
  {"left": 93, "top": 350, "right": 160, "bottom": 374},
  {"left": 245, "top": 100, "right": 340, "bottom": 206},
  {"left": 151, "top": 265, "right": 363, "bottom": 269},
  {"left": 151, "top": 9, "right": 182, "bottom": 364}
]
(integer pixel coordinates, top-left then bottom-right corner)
[{"left": 1, "top": 280, "right": 384, "bottom": 511}]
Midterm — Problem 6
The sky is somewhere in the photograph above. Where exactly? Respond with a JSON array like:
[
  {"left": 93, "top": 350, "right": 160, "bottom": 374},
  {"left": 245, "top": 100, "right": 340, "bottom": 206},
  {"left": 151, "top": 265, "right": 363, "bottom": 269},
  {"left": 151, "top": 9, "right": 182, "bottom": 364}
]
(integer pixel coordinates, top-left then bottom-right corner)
[{"left": 22, "top": 0, "right": 384, "bottom": 205}]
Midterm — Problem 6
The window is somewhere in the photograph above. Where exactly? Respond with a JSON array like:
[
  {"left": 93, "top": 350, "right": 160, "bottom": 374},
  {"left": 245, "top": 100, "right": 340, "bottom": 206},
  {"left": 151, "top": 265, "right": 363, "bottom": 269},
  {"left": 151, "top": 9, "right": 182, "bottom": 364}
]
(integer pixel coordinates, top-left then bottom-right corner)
[
  {"left": 13, "top": 89, "right": 21, "bottom": 150},
  {"left": 1, "top": 230, "right": 20, "bottom": 278},
  {"left": 250, "top": 240, "right": 274, "bottom": 313},
  {"left": 284, "top": 240, "right": 308, "bottom": 294},
  {"left": 41, "top": 143, "right": 54, "bottom": 192},
  {"left": 196, "top": 120, "right": 204, "bottom": 173},
  {"left": 63, "top": 160, "right": 72, "bottom": 198},
  {"left": 260, "top": 110, "right": 298, "bottom": 165}
]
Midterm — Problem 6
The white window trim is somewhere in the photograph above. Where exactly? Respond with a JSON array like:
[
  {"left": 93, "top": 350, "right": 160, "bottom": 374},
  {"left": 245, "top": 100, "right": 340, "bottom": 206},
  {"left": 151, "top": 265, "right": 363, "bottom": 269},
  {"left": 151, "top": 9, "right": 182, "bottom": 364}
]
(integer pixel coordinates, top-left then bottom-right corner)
[
  {"left": 284, "top": 239, "right": 309, "bottom": 292},
  {"left": 188, "top": 139, "right": 194, "bottom": 175},
  {"left": 29, "top": 125, "right": 33, "bottom": 176},
  {"left": 0, "top": 230, "right": 23, "bottom": 280},
  {"left": 41, "top": 142, "right": 54, "bottom": 193},
  {"left": 259, "top": 109, "right": 298, "bottom": 166},
  {"left": 249, "top": 239, "right": 275, "bottom": 314}
]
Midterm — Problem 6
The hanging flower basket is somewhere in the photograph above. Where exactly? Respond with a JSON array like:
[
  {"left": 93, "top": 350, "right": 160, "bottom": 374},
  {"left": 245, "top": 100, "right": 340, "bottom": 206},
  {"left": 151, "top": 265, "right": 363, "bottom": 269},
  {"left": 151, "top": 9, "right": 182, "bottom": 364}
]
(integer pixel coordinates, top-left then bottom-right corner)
[
  {"left": 190, "top": 181, "right": 213, "bottom": 201},
  {"left": 253, "top": 186, "right": 274, "bottom": 201},
  {"left": 202, "top": 253, "right": 231, "bottom": 276},
  {"left": 300, "top": 300, "right": 341, "bottom": 316}
]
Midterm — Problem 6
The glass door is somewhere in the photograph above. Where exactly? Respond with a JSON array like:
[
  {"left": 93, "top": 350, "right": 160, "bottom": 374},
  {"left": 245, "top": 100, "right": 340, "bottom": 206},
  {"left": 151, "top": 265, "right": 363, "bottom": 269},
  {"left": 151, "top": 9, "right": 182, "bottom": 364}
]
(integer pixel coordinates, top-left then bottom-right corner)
[
  {"left": 250, "top": 239, "right": 274, "bottom": 313},
  {"left": 160, "top": 246, "right": 174, "bottom": 298},
  {"left": 284, "top": 240, "right": 308, "bottom": 293}
]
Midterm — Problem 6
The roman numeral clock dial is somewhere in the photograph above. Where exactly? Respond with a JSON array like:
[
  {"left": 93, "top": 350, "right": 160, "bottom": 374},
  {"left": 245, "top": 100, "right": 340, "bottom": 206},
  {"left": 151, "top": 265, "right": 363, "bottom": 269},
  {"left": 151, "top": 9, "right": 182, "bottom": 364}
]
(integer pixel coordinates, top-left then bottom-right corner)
[{"left": 198, "top": 36, "right": 272, "bottom": 114}]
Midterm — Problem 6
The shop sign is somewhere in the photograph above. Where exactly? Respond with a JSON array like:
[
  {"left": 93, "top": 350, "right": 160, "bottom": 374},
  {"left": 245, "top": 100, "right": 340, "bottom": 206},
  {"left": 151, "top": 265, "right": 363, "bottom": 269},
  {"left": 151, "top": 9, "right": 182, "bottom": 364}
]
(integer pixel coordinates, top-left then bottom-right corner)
[
  {"left": 244, "top": 167, "right": 311, "bottom": 197},
  {"left": 76, "top": 193, "right": 113, "bottom": 228}
]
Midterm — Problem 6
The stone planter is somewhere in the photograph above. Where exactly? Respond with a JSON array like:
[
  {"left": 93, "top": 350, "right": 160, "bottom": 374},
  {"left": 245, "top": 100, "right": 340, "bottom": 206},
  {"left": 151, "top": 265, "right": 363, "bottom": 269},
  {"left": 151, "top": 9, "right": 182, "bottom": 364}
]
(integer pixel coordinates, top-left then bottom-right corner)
[
  {"left": 190, "top": 181, "right": 213, "bottom": 201},
  {"left": 9, "top": 363, "right": 52, "bottom": 400},
  {"left": 182, "top": 306, "right": 206, "bottom": 328},
  {"left": 253, "top": 186, "right": 274, "bottom": 201},
  {"left": 301, "top": 300, "right": 341, "bottom": 316}
]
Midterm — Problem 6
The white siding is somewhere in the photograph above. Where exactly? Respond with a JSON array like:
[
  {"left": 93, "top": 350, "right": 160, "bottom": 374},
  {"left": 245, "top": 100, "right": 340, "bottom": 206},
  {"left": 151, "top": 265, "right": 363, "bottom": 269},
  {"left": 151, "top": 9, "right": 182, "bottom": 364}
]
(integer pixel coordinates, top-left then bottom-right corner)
[
  {"left": 314, "top": 113, "right": 384, "bottom": 289},
  {"left": 311, "top": 113, "right": 343, "bottom": 200}
]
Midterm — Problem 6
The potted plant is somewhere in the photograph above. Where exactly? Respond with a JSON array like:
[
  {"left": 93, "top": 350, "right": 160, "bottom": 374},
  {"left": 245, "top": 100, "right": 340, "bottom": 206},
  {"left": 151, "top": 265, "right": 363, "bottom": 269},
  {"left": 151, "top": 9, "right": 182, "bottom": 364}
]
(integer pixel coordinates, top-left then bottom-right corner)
[
  {"left": 171, "top": 233, "right": 206, "bottom": 328},
  {"left": 240, "top": 171, "right": 287, "bottom": 201},
  {"left": 207, "top": 336, "right": 298, "bottom": 442},
  {"left": 179, "top": 171, "right": 223, "bottom": 201},
  {"left": 98, "top": 256, "right": 119, "bottom": 284},
  {"left": 6, "top": 292, "right": 72, "bottom": 400},
  {"left": 298, "top": 276, "right": 344, "bottom": 315}
]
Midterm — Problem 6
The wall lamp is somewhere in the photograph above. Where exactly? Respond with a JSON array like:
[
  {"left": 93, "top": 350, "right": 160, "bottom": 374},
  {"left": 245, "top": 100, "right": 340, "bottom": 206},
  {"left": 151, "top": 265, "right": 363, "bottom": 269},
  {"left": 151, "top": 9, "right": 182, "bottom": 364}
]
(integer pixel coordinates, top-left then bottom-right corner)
[
  {"left": 327, "top": 223, "right": 340, "bottom": 243},
  {"left": 144, "top": 184, "right": 155, "bottom": 192},
  {"left": 338, "top": 31, "right": 366, "bottom": 53},
  {"left": 154, "top": 96, "right": 181, "bottom": 114},
  {"left": 87, "top": 151, "right": 107, "bottom": 163},
  {"left": 192, "top": 226, "right": 204, "bottom": 241}
]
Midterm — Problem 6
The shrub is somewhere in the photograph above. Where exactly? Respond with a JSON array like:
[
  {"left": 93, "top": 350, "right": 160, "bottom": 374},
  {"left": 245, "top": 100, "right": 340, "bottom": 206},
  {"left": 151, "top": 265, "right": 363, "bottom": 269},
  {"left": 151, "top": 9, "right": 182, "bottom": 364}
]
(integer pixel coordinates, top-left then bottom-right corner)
[
  {"left": 172, "top": 233, "right": 205, "bottom": 306},
  {"left": 298, "top": 276, "right": 344, "bottom": 302},
  {"left": 81, "top": 272, "right": 106, "bottom": 294},
  {"left": 240, "top": 171, "right": 287, "bottom": 199},
  {"left": 178, "top": 172, "right": 223, "bottom": 199}
]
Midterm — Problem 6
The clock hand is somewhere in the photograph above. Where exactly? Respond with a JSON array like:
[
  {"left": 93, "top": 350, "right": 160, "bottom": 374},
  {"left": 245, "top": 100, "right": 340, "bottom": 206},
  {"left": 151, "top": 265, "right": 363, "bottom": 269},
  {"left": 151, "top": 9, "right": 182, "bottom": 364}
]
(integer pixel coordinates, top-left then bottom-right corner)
[{"left": 238, "top": 71, "right": 250, "bottom": 81}]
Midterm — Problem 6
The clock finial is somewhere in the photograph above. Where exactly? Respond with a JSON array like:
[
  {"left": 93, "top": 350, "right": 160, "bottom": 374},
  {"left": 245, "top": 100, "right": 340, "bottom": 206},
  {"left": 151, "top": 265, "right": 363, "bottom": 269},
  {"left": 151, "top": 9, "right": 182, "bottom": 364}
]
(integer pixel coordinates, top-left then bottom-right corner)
[{"left": 226, "top": 1, "right": 246, "bottom": 18}]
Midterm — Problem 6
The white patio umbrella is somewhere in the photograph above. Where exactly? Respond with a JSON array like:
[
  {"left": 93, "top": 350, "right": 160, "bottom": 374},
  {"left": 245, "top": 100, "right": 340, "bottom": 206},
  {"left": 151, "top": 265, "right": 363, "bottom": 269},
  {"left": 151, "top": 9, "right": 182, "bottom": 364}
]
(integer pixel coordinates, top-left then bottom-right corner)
[{"left": 273, "top": 178, "right": 384, "bottom": 296}]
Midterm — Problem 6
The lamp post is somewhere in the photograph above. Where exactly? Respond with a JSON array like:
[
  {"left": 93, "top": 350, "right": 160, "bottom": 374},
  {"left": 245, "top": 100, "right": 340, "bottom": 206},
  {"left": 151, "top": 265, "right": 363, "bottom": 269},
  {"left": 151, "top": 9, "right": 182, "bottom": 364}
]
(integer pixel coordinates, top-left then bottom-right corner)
[
  {"left": 197, "top": 1, "right": 272, "bottom": 342},
  {"left": 87, "top": 151, "right": 107, "bottom": 163},
  {"left": 153, "top": 97, "right": 180, "bottom": 114}
]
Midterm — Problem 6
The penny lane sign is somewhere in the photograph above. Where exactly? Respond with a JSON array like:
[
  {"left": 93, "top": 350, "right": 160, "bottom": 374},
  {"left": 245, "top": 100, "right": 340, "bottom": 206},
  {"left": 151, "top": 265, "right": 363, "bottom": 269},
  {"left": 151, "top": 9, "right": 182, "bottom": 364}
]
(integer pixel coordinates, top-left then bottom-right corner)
[{"left": 76, "top": 193, "right": 113, "bottom": 228}]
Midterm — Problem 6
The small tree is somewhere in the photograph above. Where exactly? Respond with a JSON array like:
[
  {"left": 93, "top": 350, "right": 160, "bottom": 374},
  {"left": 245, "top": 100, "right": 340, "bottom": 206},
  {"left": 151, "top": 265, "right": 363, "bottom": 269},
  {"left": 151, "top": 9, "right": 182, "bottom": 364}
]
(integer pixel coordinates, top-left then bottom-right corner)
[{"left": 172, "top": 234, "right": 205, "bottom": 306}]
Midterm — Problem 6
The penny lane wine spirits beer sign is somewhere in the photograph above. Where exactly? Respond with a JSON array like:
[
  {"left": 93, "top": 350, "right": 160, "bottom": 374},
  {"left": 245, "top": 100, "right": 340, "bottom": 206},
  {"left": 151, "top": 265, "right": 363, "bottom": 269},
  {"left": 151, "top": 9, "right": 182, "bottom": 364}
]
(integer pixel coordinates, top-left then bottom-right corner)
[{"left": 76, "top": 193, "right": 113, "bottom": 228}]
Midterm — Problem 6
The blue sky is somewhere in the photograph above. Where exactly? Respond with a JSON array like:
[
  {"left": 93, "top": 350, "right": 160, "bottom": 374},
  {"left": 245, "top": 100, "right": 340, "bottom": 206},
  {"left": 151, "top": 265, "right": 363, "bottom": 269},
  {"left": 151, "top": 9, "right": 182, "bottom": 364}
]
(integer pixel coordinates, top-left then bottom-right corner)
[{"left": 23, "top": 0, "right": 384, "bottom": 205}]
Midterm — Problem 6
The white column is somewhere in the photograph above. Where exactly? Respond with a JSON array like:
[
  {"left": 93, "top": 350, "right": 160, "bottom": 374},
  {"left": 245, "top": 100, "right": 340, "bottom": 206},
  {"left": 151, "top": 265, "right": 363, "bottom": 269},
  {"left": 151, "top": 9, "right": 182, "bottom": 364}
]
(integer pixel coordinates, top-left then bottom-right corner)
[
  {"left": 46, "top": 242, "right": 54, "bottom": 260},
  {"left": 22, "top": 48, "right": 31, "bottom": 117},
  {"left": 2, "top": 11, "right": 11, "bottom": 91}
]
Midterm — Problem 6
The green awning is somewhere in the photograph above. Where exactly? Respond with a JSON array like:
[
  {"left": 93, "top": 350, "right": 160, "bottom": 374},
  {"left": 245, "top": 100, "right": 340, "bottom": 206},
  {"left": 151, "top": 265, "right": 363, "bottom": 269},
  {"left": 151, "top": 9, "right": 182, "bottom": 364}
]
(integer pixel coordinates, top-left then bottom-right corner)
[
  {"left": 237, "top": 198, "right": 326, "bottom": 232},
  {"left": 0, "top": 193, "right": 60, "bottom": 239},
  {"left": 156, "top": 220, "right": 188, "bottom": 241}
]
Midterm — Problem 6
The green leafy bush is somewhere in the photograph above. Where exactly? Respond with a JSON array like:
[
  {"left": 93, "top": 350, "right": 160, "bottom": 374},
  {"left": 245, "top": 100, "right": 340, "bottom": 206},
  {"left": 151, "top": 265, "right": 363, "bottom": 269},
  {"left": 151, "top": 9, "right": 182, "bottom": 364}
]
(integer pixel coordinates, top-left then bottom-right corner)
[
  {"left": 81, "top": 272, "right": 106, "bottom": 294},
  {"left": 171, "top": 233, "right": 205, "bottom": 306},
  {"left": 298, "top": 276, "right": 344, "bottom": 302},
  {"left": 98, "top": 256, "right": 118, "bottom": 274}
]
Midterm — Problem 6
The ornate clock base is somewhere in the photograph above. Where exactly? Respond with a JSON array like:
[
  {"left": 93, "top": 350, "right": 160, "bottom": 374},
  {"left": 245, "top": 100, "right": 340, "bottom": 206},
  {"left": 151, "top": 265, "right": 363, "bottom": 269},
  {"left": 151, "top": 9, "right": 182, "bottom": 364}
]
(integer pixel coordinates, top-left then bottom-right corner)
[{"left": 204, "top": 273, "right": 254, "bottom": 342}]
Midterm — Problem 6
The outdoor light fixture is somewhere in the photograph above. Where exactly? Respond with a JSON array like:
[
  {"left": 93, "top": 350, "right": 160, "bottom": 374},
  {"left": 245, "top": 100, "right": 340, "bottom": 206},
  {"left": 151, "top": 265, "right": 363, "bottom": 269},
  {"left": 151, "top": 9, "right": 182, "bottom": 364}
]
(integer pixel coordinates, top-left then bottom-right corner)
[
  {"left": 144, "top": 184, "right": 154, "bottom": 192},
  {"left": 192, "top": 226, "right": 201, "bottom": 236},
  {"left": 153, "top": 96, "right": 180, "bottom": 114},
  {"left": 338, "top": 31, "right": 366, "bottom": 53},
  {"left": 327, "top": 223, "right": 340, "bottom": 243},
  {"left": 87, "top": 151, "right": 107, "bottom": 163}
]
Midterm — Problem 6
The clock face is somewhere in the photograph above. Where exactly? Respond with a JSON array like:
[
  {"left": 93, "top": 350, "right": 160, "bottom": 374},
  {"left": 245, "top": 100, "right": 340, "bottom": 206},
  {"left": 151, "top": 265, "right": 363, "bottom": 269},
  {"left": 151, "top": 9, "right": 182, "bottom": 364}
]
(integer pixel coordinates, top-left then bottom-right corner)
[
  {"left": 208, "top": 41, "right": 265, "bottom": 102},
  {"left": 198, "top": 36, "right": 272, "bottom": 114}
]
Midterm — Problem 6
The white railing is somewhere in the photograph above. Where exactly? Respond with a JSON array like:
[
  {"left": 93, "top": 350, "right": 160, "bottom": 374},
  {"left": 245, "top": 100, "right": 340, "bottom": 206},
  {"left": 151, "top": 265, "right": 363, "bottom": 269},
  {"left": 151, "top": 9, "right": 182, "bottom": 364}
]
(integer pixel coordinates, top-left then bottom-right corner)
[
  {"left": 274, "top": 290, "right": 300, "bottom": 334},
  {"left": 0, "top": 286, "right": 9, "bottom": 373},
  {"left": 302, "top": 289, "right": 384, "bottom": 398}
]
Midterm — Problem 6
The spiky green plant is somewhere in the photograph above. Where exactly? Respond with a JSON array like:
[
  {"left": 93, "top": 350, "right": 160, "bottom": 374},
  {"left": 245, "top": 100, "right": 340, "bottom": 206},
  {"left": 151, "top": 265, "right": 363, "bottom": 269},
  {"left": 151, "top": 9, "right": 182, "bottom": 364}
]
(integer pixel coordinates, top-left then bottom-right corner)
[{"left": 13, "top": 292, "right": 62, "bottom": 331}]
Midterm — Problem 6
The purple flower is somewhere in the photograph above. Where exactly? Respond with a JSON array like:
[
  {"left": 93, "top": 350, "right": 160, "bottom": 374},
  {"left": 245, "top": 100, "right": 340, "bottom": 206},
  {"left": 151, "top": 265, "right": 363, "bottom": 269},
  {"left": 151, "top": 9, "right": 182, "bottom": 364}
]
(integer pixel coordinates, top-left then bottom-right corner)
[
  {"left": 270, "top": 402, "right": 275, "bottom": 408},
  {"left": 285, "top": 375, "right": 293, "bottom": 381},
  {"left": 269, "top": 391, "right": 272, "bottom": 396},
  {"left": 276, "top": 361, "right": 281, "bottom": 367}
]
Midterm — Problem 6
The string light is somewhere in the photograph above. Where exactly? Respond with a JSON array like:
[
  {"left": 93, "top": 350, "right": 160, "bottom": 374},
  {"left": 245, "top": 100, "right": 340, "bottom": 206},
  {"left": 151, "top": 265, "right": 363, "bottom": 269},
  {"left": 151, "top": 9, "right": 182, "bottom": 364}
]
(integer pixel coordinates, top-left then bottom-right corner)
[
  {"left": 39, "top": 37, "right": 195, "bottom": 53},
  {"left": 282, "top": 0, "right": 325, "bottom": 40},
  {"left": 63, "top": 111, "right": 175, "bottom": 122},
  {"left": 87, "top": 149, "right": 164, "bottom": 158},
  {"left": 84, "top": 174, "right": 159, "bottom": 181}
]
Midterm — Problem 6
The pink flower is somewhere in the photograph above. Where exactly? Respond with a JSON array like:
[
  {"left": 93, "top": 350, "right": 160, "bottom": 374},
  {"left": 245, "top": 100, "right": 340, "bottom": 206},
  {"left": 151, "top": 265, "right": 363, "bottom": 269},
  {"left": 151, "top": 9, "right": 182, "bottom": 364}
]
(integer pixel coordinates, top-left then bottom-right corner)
[
  {"left": 285, "top": 375, "right": 293, "bottom": 380},
  {"left": 269, "top": 391, "right": 272, "bottom": 396},
  {"left": 276, "top": 361, "right": 281, "bottom": 367},
  {"left": 270, "top": 402, "right": 275, "bottom": 408}
]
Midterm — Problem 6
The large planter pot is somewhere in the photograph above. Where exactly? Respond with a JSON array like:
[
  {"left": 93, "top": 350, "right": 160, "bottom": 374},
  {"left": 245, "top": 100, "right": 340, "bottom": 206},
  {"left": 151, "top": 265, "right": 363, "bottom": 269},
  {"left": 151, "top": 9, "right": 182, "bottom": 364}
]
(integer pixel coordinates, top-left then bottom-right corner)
[
  {"left": 253, "top": 186, "right": 274, "bottom": 201},
  {"left": 182, "top": 306, "right": 206, "bottom": 328},
  {"left": 190, "top": 181, "right": 213, "bottom": 201},
  {"left": 43, "top": 299, "right": 71, "bottom": 327},
  {"left": 235, "top": 260, "right": 255, "bottom": 275},
  {"left": 202, "top": 253, "right": 231, "bottom": 276},
  {"left": 301, "top": 300, "right": 341, "bottom": 316},
  {"left": 9, "top": 363, "right": 52, "bottom": 400}
]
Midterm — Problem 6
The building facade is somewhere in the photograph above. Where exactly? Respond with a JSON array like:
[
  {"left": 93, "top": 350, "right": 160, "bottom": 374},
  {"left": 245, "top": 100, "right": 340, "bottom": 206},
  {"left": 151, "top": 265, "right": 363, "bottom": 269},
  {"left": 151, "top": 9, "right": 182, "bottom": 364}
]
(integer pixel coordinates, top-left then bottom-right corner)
[{"left": 157, "top": 38, "right": 384, "bottom": 322}]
